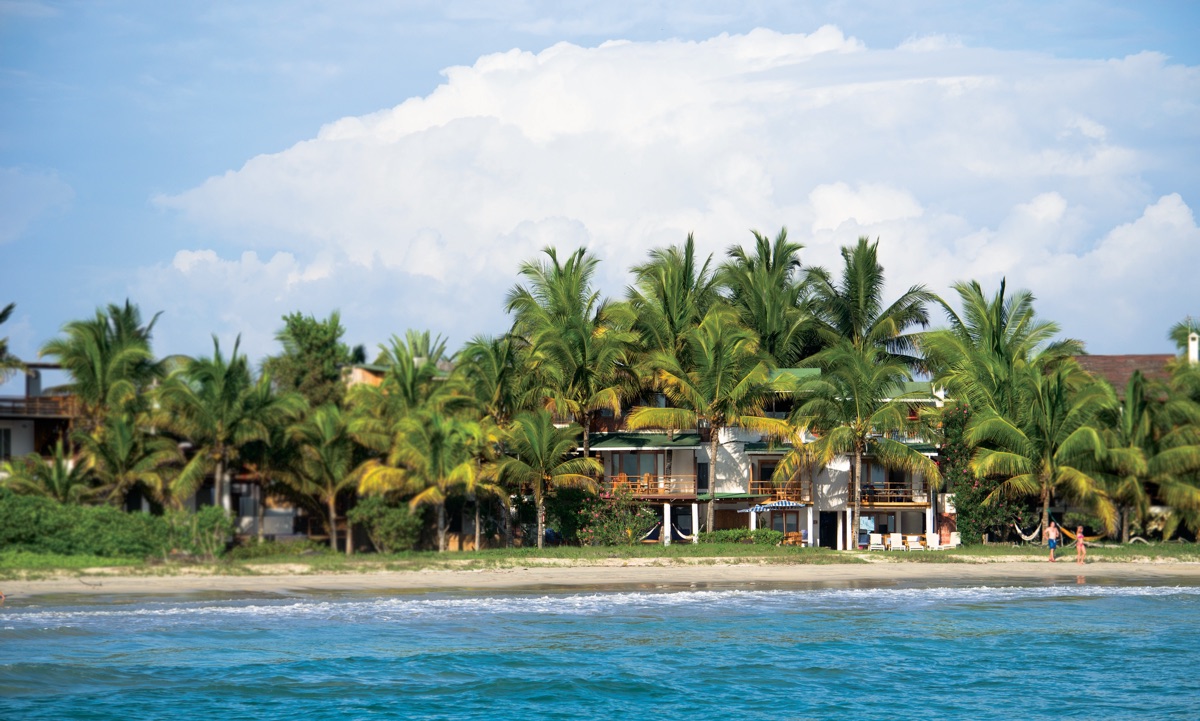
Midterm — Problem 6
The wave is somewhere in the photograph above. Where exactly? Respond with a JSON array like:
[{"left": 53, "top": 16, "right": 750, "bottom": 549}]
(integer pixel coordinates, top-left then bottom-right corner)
[{"left": 3, "top": 583, "right": 1198, "bottom": 630}]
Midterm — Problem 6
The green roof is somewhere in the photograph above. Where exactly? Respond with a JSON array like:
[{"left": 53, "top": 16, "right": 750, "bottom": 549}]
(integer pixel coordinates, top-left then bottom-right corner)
[
  {"left": 770, "top": 368, "right": 821, "bottom": 386},
  {"left": 696, "top": 492, "right": 773, "bottom": 500},
  {"left": 586, "top": 432, "right": 703, "bottom": 450},
  {"left": 743, "top": 441, "right": 794, "bottom": 453}
]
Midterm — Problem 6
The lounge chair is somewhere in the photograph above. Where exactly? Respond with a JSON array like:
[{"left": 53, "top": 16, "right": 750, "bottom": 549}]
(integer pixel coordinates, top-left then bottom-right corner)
[
  {"left": 925, "top": 532, "right": 942, "bottom": 550},
  {"left": 906, "top": 534, "right": 925, "bottom": 551},
  {"left": 887, "top": 532, "right": 905, "bottom": 550},
  {"left": 867, "top": 533, "right": 886, "bottom": 551}
]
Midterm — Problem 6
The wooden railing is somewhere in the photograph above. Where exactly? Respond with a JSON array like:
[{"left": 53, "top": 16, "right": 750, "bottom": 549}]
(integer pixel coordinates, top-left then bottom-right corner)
[
  {"left": 603, "top": 474, "right": 697, "bottom": 497},
  {"left": 0, "top": 396, "right": 80, "bottom": 418},
  {"left": 748, "top": 480, "right": 813, "bottom": 503},
  {"left": 859, "top": 486, "right": 930, "bottom": 504}
]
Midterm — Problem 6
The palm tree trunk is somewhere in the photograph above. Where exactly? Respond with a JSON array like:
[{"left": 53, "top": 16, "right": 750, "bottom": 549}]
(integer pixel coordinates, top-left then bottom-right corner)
[
  {"left": 581, "top": 411, "right": 592, "bottom": 461},
  {"left": 473, "top": 496, "right": 481, "bottom": 551},
  {"left": 500, "top": 495, "right": 513, "bottom": 548},
  {"left": 345, "top": 512, "right": 354, "bottom": 557},
  {"left": 437, "top": 501, "right": 447, "bottom": 552},
  {"left": 215, "top": 458, "right": 230, "bottom": 516},
  {"left": 327, "top": 494, "right": 339, "bottom": 552},
  {"left": 1040, "top": 483, "right": 1051, "bottom": 546},
  {"left": 536, "top": 494, "right": 546, "bottom": 550},
  {"left": 707, "top": 431, "right": 720, "bottom": 534},
  {"left": 852, "top": 447, "right": 862, "bottom": 550},
  {"left": 1121, "top": 507, "right": 1131, "bottom": 544}
]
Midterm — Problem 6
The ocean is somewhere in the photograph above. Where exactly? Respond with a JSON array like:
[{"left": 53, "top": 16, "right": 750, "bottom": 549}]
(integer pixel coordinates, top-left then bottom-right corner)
[{"left": 2, "top": 580, "right": 1197, "bottom": 719}]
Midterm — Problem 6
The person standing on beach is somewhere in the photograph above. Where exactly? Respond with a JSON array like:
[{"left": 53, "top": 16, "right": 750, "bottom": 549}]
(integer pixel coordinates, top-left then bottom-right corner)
[
  {"left": 1075, "top": 525, "right": 1087, "bottom": 564},
  {"left": 1047, "top": 521, "right": 1059, "bottom": 562}
]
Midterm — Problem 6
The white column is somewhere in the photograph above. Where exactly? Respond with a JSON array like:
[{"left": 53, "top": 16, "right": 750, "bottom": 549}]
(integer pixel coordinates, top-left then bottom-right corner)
[
  {"left": 691, "top": 503, "right": 700, "bottom": 544},
  {"left": 836, "top": 513, "right": 844, "bottom": 551},
  {"left": 925, "top": 504, "right": 934, "bottom": 536},
  {"left": 806, "top": 506, "right": 814, "bottom": 548},
  {"left": 846, "top": 508, "right": 854, "bottom": 549},
  {"left": 749, "top": 509, "right": 757, "bottom": 531},
  {"left": 663, "top": 503, "right": 671, "bottom": 546}
]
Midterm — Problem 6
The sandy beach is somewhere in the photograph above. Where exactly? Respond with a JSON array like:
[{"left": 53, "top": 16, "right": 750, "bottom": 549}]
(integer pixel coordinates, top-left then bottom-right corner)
[{"left": 5, "top": 559, "right": 1199, "bottom": 601}]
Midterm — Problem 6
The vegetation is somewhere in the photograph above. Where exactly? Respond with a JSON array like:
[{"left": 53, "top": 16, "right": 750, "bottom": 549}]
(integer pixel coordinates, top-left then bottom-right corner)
[{"left": 2, "top": 233, "right": 1197, "bottom": 566}]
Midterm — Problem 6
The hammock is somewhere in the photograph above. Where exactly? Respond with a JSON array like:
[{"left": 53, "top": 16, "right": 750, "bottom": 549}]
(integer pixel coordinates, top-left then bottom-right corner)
[
  {"left": 671, "top": 523, "right": 695, "bottom": 542},
  {"left": 640, "top": 523, "right": 662, "bottom": 543},
  {"left": 1013, "top": 523, "right": 1042, "bottom": 542},
  {"left": 1059, "top": 526, "right": 1105, "bottom": 543}
]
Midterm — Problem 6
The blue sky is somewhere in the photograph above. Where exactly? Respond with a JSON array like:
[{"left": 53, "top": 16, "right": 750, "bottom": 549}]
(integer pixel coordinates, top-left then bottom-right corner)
[{"left": 2, "top": 1, "right": 1198, "bottom": 387}]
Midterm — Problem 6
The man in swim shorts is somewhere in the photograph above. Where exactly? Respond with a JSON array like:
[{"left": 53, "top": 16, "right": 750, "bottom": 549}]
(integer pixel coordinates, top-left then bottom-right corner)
[{"left": 1047, "top": 521, "right": 1059, "bottom": 562}]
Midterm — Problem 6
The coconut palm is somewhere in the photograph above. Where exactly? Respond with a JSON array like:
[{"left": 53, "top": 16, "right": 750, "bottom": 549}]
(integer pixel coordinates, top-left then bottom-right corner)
[
  {"left": 718, "top": 228, "right": 814, "bottom": 366},
  {"left": 922, "top": 279, "right": 1082, "bottom": 420},
  {"left": 807, "top": 237, "right": 934, "bottom": 366},
  {"left": 0, "top": 302, "right": 24, "bottom": 383},
  {"left": 626, "top": 306, "right": 790, "bottom": 532},
  {"left": 75, "top": 413, "right": 182, "bottom": 507},
  {"left": 628, "top": 234, "right": 721, "bottom": 360},
  {"left": 39, "top": 301, "right": 165, "bottom": 432},
  {"left": 158, "top": 336, "right": 303, "bottom": 516},
  {"left": 784, "top": 339, "right": 942, "bottom": 548},
  {"left": 506, "top": 246, "right": 635, "bottom": 458},
  {"left": 287, "top": 403, "right": 363, "bottom": 554},
  {"left": 1, "top": 440, "right": 97, "bottom": 504},
  {"left": 970, "top": 360, "right": 1117, "bottom": 535},
  {"left": 457, "top": 333, "right": 537, "bottom": 428},
  {"left": 360, "top": 410, "right": 500, "bottom": 552},
  {"left": 493, "top": 409, "right": 600, "bottom": 549}
]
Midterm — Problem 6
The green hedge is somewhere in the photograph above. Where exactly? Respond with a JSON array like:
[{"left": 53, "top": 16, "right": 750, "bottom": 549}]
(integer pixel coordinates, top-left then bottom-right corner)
[
  {"left": 0, "top": 489, "right": 231, "bottom": 559},
  {"left": 698, "top": 528, "right": 785, "bottom": 545},
  {"left": 347, "top": 496, "right": 423, "bottom": 553}
]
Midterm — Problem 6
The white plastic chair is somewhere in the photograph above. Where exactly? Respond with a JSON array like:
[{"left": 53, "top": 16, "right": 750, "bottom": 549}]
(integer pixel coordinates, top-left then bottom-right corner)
[
  {"left": 867, "top": 533, "right": 885, "bottom": 551},
  {"left": 887, "top": 532, "right": 905, "bottom": 550}
]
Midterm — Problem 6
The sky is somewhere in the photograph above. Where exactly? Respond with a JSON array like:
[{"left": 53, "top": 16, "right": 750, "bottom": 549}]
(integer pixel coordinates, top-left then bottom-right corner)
[{"left": 2, "top": 1, "right": 1198, "bottom": 390}]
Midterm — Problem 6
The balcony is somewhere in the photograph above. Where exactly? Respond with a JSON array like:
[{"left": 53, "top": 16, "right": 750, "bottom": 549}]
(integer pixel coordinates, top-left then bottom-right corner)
[
  {"left": 858, "top": 485, "right": 930, "bottom": 506},
  {"left": 0, "top": 396, "right": 80, "bottom": 418},
  {"left": 602, "top": 474, "right": 697, "bottom": 498},
  {"left": 748, "top": 479, "right": 812, "bottom": 504}
]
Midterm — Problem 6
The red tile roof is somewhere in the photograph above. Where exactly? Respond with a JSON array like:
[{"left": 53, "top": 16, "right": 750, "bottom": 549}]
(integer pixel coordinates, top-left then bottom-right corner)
[{"left": 1075, "top": 354, "right": 1174, "bottom": 395}]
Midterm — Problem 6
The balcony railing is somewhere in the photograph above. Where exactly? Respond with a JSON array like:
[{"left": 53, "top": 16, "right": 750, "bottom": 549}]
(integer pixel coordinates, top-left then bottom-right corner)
[
  {"left": 602, "top": 474, "right": 697, "bottom": 497},
  {"left": 748, "top": 480, "right": 813, "bottom": 503},
  {"left": 0, "top": 396, "right": 80, "bottom": 418},
  {"left": 859, "top": 486, "right": 930, "bottom": 505}
]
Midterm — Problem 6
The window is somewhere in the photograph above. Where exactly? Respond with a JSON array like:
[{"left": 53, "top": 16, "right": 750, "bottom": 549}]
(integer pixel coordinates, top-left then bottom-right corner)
[{"left": 759, "top": 461, "right": 777, "bottom": 482}]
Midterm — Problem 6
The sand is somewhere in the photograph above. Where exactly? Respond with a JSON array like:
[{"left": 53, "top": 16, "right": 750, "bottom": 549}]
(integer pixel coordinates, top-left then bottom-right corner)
[{"left": 4, "top": 559, "right": 1199, "bottom": 601}]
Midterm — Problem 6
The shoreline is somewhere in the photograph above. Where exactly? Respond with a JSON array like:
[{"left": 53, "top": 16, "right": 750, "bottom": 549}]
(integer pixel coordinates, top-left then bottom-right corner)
[{"left": 4, "top": 560, "right": 1200, "bottom": 602}]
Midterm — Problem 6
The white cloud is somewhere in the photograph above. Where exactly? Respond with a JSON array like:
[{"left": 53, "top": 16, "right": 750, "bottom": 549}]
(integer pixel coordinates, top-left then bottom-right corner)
[{"left": 152, "top": 27, "right": 1199, "bottom": 356}]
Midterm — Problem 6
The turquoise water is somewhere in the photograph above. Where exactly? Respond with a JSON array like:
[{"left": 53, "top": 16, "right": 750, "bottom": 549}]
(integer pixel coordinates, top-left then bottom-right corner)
[{"left": 2, "top": 580, "right": 1198, "bottom": 719}]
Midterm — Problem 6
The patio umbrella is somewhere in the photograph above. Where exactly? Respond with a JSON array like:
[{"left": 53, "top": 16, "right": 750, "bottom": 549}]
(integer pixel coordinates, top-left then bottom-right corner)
[
  {"left": 737, "top": 505, "right": 771, "bottom": 513},
  {"left": 760, "top": 499, "right": 806, "bottom": 509}
]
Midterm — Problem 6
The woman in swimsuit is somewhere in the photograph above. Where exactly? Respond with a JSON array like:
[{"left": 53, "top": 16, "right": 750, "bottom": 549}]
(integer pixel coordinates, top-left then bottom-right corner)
[{"left": 1075, "top": 525, "right": 1087, "bottom": 564}]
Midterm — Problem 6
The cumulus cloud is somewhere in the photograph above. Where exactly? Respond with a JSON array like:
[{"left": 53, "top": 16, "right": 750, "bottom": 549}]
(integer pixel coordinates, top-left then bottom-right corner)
[{"left": 151, "top": 26, "right": 1199, "bottom": 354}]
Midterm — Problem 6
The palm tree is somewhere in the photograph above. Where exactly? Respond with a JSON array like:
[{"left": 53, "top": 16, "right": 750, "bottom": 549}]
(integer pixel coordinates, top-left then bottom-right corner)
[
  {"left": 626, "top": 306, "right": 789, "bottom": 533},
  {"left": 0, "top": 302, "right": 25, "bottom": 383},
  {"left": 288, "top": 403, "right": 363, "bottom": 554},
  {"left": 628, "top": 234, "right": 721, "bottom": 360},
  {"left": 493, "top": 409, "right": 600, "bottom": 549},
  {"left": 807, "top": 237, "right": 934, "bottom": 366},
  {"left": 360, "top": 410, "right": 500, "bottom": 552},
  {"left": 922, "top": 279, "right": 1082, "bottom": 419},
  {"left": 1, "top": 440, "right": 97, "bottom": 504},
  {"left": 718, "top": 228, "right": 814, "bottom": 366},
  {"left": 158, "top": 336, "right": 303, "bottom": 516},
  {"left": 785, "top": 340, "right": 942, "bottom": 548},
  {"left": 39, "top": 301, "right": 164, "bottom": 432},
  {"left": 506, "top": 246, "right": 634, "bottom": 458},
  {"left": 75, "top": 413, "right": 182, "bottom": 507},
  {"left": 457, "top": 333, "right": 537, "bottom": 428},
  {"left": 970, "top": 361, "right": 1117, "bottom": 535}
]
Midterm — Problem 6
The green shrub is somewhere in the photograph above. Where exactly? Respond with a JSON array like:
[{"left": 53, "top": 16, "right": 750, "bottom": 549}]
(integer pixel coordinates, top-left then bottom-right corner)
[
  {"left": 348, "top": 496, "right": 423, "bottom": 553},
  {"left": 0, "top": 489, "right": 235, "bottom": 559},
  {"left": 698, "top": 528, "right": 785, "bottom": 545},
  {"left": 228, "top": 538, "right": 329, "bottom": 560},
  {"left": 577, "top": 487, "right": 658, "bottom": 546}
]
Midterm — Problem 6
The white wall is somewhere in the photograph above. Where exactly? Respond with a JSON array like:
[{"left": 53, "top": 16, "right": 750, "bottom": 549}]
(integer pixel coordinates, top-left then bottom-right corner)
[
  {"left": 712, "top": 427, "right": 749, "bottom": 494},
  {"left": 0, "top": 420, "right": 35, "bottom": 457},
  {"left": 815, "top": 456, "right": 850, "bottom": 511},
  {"left": 670, "top": 450, "right": 695, "bottom": 478}
]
